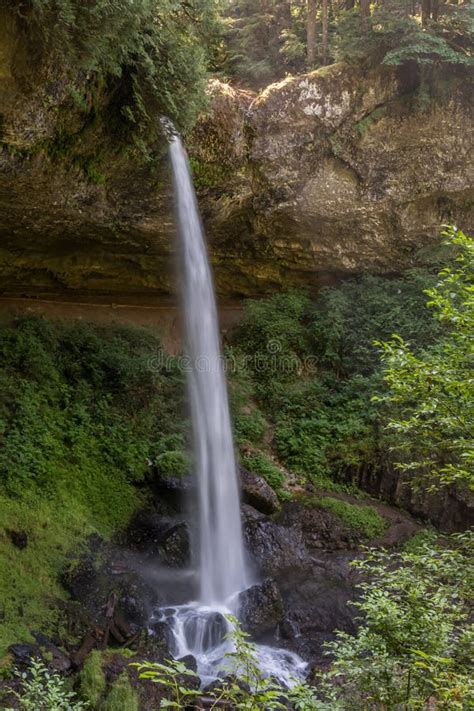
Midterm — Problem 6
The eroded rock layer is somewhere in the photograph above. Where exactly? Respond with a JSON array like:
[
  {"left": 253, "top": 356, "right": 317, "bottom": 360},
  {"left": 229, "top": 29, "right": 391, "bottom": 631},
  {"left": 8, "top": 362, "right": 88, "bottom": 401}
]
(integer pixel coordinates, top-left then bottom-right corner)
[{"left": 1, "top": 13, "right": 472, "bottom": 298}]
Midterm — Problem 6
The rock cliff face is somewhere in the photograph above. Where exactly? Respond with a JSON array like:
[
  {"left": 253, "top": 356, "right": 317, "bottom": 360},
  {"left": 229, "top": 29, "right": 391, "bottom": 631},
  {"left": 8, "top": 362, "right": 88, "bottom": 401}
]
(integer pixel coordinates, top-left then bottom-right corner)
[{"left": 0, "top": 13, "right": 472, "bottom": 298}]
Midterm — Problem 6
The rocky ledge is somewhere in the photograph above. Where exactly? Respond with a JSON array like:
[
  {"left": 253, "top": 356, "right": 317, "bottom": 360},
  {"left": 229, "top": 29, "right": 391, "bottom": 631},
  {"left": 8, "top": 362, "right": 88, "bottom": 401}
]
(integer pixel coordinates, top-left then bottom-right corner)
[{"left": 1, "top": 13, "right": 473, "bottom": 299}]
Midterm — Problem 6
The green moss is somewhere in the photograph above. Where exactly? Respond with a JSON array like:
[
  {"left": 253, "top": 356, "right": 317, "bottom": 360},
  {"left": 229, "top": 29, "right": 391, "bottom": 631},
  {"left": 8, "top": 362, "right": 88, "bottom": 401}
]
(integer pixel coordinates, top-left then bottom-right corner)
[
  {"left": 189, "top": 157, "right": 230, "bottom": 190},
  {"left": 101, "top": 672, "right": 138, "bottom": 711},
  {"left": 241, "top": 453, "right": 285, "bottom": 492},
  {"left": 354, "top": 106, "right": 386, "bottom": 135},
  {"left": 315, "top": 497, "right": 387, "bottom": 538},
  {"left": 79, "top": 651, "right": 107, "bottom": 707}
]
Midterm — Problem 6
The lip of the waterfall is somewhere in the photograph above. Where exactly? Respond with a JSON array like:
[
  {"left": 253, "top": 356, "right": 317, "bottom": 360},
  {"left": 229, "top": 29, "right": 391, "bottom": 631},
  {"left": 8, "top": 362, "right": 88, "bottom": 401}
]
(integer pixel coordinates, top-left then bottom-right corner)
[{"left": 160, "top": 116, "right": 179, "bottom": 141}]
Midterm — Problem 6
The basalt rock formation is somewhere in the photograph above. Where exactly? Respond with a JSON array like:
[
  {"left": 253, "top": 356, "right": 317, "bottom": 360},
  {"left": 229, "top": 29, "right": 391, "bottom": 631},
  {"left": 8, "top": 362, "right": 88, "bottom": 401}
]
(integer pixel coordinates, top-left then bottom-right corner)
[{"left": 1, "top": 9, "right": 472, "bottom": 299}]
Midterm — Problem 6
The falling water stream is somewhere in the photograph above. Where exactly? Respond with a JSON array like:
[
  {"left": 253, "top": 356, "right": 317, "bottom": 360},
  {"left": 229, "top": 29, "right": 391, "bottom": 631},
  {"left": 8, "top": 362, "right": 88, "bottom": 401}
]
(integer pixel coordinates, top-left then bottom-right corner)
[{"left": 153, "top": 132, "right": 306, "bottom": 687}]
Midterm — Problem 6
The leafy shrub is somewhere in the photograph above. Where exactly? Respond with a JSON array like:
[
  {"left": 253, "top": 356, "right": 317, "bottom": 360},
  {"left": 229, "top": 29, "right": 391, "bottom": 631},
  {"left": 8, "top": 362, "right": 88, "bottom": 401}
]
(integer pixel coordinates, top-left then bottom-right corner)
[
  {"left": 377, "top": 227, "right": 474, "bottom": 490},
  {"left": 320, "top": 532, "right": 474, "bottom": 709},
  {"left": 311, "top": 271, "right": 441, "bottom": 376},
  {"left": 336, "top": 5, "right": 472, "bottom": 69},
  {"left": 5, "top": 658, "right": 88, "bottom": 710},
  {"left": 234, "top": 409, "right": 267, "bottom": 445},
  {"left": 232, "top": 290, "right": 312, "bottom": 398},
  {"left": 153, "top": 433, "right": 191, "bottom": 477},
  {"left": 155, "top": 450, "right": 190, "bottom": 478},
  {"left": 316, "top": 497, "right": 386, "bottom": 539},
  {"left": 273, "top": 374, "right": 379, "bottom": 484},
  {"left": 231, "top": 268, "right": 443, "bottom": 488},
  {"left": 241, "top": 453, "right": 285, "bottom": 491}
]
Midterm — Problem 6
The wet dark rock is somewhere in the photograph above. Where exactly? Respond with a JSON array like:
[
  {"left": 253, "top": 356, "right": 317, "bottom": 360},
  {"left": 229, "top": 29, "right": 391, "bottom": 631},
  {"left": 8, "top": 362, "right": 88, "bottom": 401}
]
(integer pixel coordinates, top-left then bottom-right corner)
[
  {"left": 279, "top": 502, "right": 360, "bottom": 550},
  {"left": 124, "top": 509, "right": 176, "bottom": 556},
  {"left": 151, "top": 474, "right": 192, "bottom": 511},
  {"left": 6, "top": 529, "right": 28, "bottom": 550},
  {"left": 115, "top": 581, "right": 156, "bottom": 628},
  {"left": 9, "top": 643, "right": 41, "bottom": 667},
  {"left": 278, "top": 616, "right": 301, "bottom": 641},
  {"left": 243, "top": 516, "right": 310, "bottom": 578},
  {"left": 239, "top": 579, "right": 284, "bottom": 638},
  {"left": 159, "top": 522, "right": 191, "bottom": 568},
  {"left": 278, "top": 561, "right": 358, "bottom": 664},
  {"left": 147, "top": 620, "right": 173, "bottom": 656},
  {"left": 240, "top": 466, "right": 280, "bottom": 515},
  {"left": 178, "top": 654, "right": 198, "bottom": 674},
  {"left": 32, "top": 633, "right": 71, "bottom": 673},
  {"left": 62, "top": 559, "right": 101, "bottom": 604},
  {"left": 358, "top": 466, "right": 474, "bottom": 533}
]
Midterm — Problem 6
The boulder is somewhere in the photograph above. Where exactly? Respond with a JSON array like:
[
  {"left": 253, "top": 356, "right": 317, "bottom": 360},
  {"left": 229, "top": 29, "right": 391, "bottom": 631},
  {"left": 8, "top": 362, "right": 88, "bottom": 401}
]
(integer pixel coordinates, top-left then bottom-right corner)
[
  {"left": 239, "top": 579, "right": 284, "bottom": 638},
  {"left": 159, "top": 522, "right": 191, "bottom": 568},
  {"left": 240, "top": 466, "right": 280, "bottom": 515},
  {"left": 243, "top": 512, "right": 310, "bottom": 578}
]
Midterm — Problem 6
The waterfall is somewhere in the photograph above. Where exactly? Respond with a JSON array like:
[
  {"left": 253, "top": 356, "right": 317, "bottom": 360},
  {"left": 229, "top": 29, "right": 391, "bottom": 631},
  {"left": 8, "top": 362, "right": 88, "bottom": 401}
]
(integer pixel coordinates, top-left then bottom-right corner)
[
  {"left": 169, "top": 135, "right": 248, "bottom": 606},
  {"left": 151, "top": 132, "right": 306, "bottom": 687}
]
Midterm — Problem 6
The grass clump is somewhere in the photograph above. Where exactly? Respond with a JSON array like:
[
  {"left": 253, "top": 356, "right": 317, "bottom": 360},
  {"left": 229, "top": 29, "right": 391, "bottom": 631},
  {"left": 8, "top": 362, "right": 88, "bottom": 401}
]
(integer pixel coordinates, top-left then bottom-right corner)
[
  {"left": 241, "top": 452, "right": 285, "bottom": 492},
  {"left": 316, "top": 497, "right": 387, "bottom": 539},
  {"left": 101, "top": 672, "right": 138, "bottom": 711},
  {"left": 79, "top": 651, "right": 106, "bottom": 707}
]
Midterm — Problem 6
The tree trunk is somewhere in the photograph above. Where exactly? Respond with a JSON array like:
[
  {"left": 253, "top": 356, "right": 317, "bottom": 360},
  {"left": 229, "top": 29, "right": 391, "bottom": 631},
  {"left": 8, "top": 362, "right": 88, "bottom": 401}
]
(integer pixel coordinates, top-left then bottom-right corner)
[
  {"left": 431, "top": 0, "right": 439, "bottom": 21},
  {"left": 360, "top": 0, "right": 370, "bottom": 30},
  {"left": 307, "top": 0, "right": 317, "bottom": 67},
  {"left": 321, "top": 0, "right": 329, "bottom": 65},
  {"left": 421, "top": 0, "right": 431, "bottom": 26}
]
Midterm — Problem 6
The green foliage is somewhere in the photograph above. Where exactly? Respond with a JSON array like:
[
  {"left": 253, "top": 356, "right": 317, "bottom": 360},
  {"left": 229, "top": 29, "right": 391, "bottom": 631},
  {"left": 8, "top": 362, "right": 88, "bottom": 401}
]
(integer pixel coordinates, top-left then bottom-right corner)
[
  {"left": 315, "top": 497, "right": 386, "bottom": 539},
  {"left": 4, "top": 658, "right": 88, "bottom": 710},
  {"left": 221, "top": 0, "right": 472, "bottom": 87},
  {"left": 14, "top": 0, "right": 221, "bottom": 135},
  {"left": 241, "top": 452, "right": 285, "bottom": 491},
  {"left": 320, "top": 532, "right": 474, "bottom": 709},
  {"left": 232, "top": 289, "right": 312, "bottom": 400},
  {"left": 154, "top": 434, "right": 191, "bottom": 477},
  {"left": 231, "top": 268, "right": 443, "bottom": 488},
  {"left": 272, "top": 374, "right": 380, "bottom": 484},
  {"left": 377, "top": 227, "right": 474, "bottom": 490},
  {"left": 312, "top": 270, "right": 441, "bottom": 376},
  {"left": 222, "top": 0, "right": 307, "bottom": 87},
  {"left": 133, "top": 658, "right": 201, "bottom": 709},
  {"left": 79, "top": 651, "right": 106, "bottom": 708},
  {"left": 336, "top": 4, "right": 472, "bottom": 68},
  {"left": 100, "top": 673, "right": 138, "bottom": 711},
  {"left": 0, "top": 316, "right": 186, "bottom": 653}
]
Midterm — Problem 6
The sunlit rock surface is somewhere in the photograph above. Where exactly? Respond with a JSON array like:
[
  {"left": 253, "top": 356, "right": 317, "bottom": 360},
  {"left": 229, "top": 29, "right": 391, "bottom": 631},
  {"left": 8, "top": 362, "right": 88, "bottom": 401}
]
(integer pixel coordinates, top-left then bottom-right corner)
[{"left": 0, "top": 15, "right": 472, "bottom": 298}]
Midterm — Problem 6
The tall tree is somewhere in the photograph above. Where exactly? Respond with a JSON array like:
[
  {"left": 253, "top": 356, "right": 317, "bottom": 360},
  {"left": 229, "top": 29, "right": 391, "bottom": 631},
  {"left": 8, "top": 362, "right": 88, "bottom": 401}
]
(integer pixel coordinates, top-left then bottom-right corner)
[
  {"left": 307, "top": 0, "right": 317, "bottom": 65},
  {"left": 321, "top": 0, "right": 329, "bottom": 64},
  {"left": 360, "top": 0, "right": 370, "bottom": 30}
]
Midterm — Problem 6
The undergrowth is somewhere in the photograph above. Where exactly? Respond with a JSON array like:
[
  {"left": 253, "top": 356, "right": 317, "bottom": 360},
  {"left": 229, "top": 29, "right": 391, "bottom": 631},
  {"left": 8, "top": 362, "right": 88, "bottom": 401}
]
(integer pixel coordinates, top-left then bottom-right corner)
[{"left": 0, "top": 316, "right": 185, "bottom": 654}]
